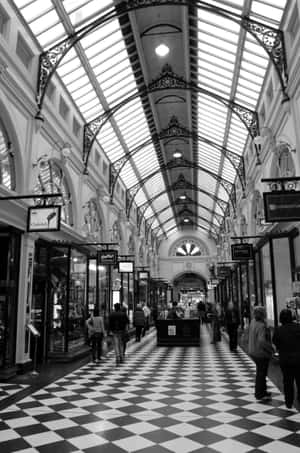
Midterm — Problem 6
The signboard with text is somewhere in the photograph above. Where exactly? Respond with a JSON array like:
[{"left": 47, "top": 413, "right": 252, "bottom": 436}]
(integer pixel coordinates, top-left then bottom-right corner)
[
  {"left": 138, "top": 270, "right": 149, "bottom": 280},
  {"left": 27, "top": 205, "right": 61, "bottom": 232},
  {"left": 98, "top": 250, "right": 118, "bottom": 265},
  {"left": 263, "top": 191, "right": 300, "bottom": 222},
  {"left": 118, "top": 261, "right": 134, "bottom": 273},
  {"left": 231, "top": 243, "right": 253, "bottom": 261}
]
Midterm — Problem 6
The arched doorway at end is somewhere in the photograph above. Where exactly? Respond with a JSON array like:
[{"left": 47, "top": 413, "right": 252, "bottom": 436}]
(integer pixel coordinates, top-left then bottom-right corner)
[{"left": 172, "top": 272, "right": 207, "bottom": 305}]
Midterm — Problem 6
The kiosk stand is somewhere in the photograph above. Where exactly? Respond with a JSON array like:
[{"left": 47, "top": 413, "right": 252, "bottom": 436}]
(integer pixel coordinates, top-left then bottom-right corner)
[{"left": 27, "top": 323, "right": 40, "bottom": 376}]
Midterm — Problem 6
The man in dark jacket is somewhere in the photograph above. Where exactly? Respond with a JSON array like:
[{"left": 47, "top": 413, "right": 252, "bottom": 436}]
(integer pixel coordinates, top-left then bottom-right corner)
[
  {"left": 272, "top": 309, "right": 300, "bottom": 408},
  {"left": 224, "top": 301, "right": 240, "bottom": 351},
  {"left": 109, "top": 303, "right": 129, "bottom": 364},
  {"left": 133, "top": 304, "right": 145, "bottom": 342}
]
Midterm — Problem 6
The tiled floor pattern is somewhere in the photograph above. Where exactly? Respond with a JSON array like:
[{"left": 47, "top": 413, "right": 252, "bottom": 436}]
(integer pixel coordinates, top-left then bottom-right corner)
[
  {"left": 0, "top": 383, "right": 29, "bottom": 403},
  {"left": 0, "top": 327, "right": 300, "bottom": 453}
]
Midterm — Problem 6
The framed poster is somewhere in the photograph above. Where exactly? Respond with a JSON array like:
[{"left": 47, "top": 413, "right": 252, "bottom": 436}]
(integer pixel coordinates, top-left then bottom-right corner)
[
  {"left": 263, "top": 191, "right": 300, "bottom": 222},
  {"left": 27, "top": 205, "right": 61, "bottom": 232},
  {"left": 231, "top": 243, "right": 253, "bottom": 261}
]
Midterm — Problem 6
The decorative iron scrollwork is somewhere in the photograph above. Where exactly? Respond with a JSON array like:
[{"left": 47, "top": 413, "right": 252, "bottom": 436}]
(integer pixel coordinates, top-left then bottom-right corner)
[{"left": 241, "top": 17, "right": 288, "bottom": 94}]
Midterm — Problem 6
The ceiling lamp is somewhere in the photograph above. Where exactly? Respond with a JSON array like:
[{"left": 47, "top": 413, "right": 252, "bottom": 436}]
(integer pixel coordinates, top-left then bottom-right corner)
[
  {"left": 173, "top": 150, "right": 182, "bottom": 158},
  {"left": 179, "top": 194, "right": 187, "bottom": 200},
  {"left": 155, "top": 44, "right": 170, "bottom": 57},
  {"left": 183, "top": 218, "right": 190, "bottom": 223}
]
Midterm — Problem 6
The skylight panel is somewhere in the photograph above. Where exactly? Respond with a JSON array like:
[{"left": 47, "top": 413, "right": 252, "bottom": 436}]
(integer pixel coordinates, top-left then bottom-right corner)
[
  {"left": 30, "top": 10, "right": 60, "bottom": 36},
  {"left": 158, "top": 209, "right": 174, "bottom": 224},
  {"left": 105, "top": 84, "right": 137, "bottom": 105},
  {"left": 198, "top": 33, "right": 238, "bottom": 55},
  {"left": 251, "top": 1, "right": 287, "bottom": 24},
  {"left": 198, "top": 52, "right": 235, "bottom": 72},
  {"left": 119, "top": 167, "right": 139, "bottom": 188},
  {"left": 151, "top": 194, "right": 170, "bottom": 214},
  {"left": 135, "top": 191, "right": 148, "bottom": 207},
  {"left": 16, "top": 0, "right": 53, "bottom": 22},
  {"left": 64, "top": 0, "right": 113, "bottom": 27},
  {"left": 198, "top": 174, "right": 217, "bottom": 194},
  {"left": 221, "top": 160, "right": 237, "bottom": 182},
  {"left": 162, "top": 219, "right": 176, "bottom": 231}
]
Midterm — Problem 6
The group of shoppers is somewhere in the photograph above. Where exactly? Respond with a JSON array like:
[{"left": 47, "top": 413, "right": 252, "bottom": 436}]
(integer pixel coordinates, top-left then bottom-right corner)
[
  {"left": 87, "top": 302, "right": 153, "bottom": 365},
  {"left": 249, "top": 305, "right": 300, "bottom": 409}
]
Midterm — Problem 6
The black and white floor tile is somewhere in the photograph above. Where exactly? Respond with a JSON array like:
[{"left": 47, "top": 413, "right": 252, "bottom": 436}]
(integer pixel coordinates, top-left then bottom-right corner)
[
  {"left": 0, "top": 327, "right": 300, "bottom": 452},
  {"left": 0, "top": 383, "right": 29, "bottom": 403}
]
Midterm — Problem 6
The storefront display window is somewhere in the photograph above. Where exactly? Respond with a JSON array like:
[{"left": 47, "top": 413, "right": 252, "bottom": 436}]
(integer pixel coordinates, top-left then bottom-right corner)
[
  {"left": 49, "top": 246, "right": 68, "bottom": 354},
  {"left": 0, "top": 230, "right": 20, "bottom": 369},
  {"left": 68, "top": 250, "right": 87, "bottom": 352},
  {"left": 272, "top": 237, "right": 293, "bottom": 318},
  {"left": 261, "top": 242, "right": 274, "bottom": 326}
]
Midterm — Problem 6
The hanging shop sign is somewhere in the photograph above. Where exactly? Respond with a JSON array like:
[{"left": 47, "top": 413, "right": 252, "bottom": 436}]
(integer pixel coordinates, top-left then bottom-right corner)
[
  {"left": 27, "top": 205, "right": 61, "bottom": 232},
  {"left": 118, "top": 261, "right": 134, "bottom": 273},
  {"left": 263, "top": 191, "right": 300, "bottom": 222},
  {"left": 138, "top": 270, "right": 149, "bottom": 280},
  {"left": 98, "top": 250, "right": 118, "bottom": 265},
  {"left": 216, "top": 266, "right": 231, "bottom": 278},
  {"left": 231, "top": 243, "right": 253, "bottom": 261}
]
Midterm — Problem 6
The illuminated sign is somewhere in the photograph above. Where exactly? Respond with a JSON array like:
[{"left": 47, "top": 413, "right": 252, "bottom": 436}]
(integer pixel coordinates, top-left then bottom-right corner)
[
  {"left": 263, "top": 191, "right": 300, "bottom": 222},
  {"left": 118, "top": 261, "right": 134, "bottom": 273}
]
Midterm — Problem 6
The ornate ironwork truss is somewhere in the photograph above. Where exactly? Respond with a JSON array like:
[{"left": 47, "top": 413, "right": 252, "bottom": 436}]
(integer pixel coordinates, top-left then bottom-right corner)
[
  {"left": 136, "top": 174, "right": 229, "bottom": 227},
  {"left": 140, "top": 199, "right": 222, "bottom": 235},
  {"left": 125, "top": 158, "right": 236, "bottom": 218},
  {"left": 153, "top": 215, "right": 218, "bottom": 241},
  {"left": 35, "top": 0, "right": 288, "bottom": 118},
  {"left": 109, "top": 116, "right": 245, "bottom": 201},
  {"left": 83, "top": 65, "right": 258, "bottom": 170}
]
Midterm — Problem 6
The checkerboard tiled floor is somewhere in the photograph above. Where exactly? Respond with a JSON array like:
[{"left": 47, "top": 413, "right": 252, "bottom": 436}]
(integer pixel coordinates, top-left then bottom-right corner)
[
  {"left": 0, "top": 326, "right": 300, "bottom": 452},
  {"left": 0, "top": 383, "right": 29, "bottom": 404}
]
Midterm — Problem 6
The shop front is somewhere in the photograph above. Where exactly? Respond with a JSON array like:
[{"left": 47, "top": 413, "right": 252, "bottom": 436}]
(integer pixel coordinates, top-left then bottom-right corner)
[
  {"left": 0, "top": 227, "right": 22, "bottom": 378},
  {"left": 31, "top": 240, "right": 90, "bottom": 363}
]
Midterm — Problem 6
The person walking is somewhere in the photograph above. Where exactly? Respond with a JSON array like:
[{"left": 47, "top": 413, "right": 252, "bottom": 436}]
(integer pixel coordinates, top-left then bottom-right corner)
[
  {"left": 197, "top": 300, "right": 206, "bottom": 324},
  {"left": 142, "top": 303, "right": 151, "bottom": 335},
  {"left": 133, "top": 304, "right": 145, "bottom": 342},
  {"left": 224, "top": 301, "right": 240, "bottom": 351},
  {"left": 248, "top": 306, "right": 273, "bottom": 402},
  {"left": 272, "top": 309, "right": 300, "bottom": 409},
  {"left": 108, "top": 303, "right": 129, "bottom": 365},
  {"left": 87, "top": 308, "right": 106, "bottom": 363}
]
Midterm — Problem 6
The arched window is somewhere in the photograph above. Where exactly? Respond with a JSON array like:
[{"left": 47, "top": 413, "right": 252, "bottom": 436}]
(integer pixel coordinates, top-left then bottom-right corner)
[
  {"left": 171, "top": 238, "right": 208, "bottom": 256},
  {"left": 34, "top": 159, "right": 73, "bottom": 225},
  {"left": 0, "top": 121, "right": 15, "bottom": 190}
]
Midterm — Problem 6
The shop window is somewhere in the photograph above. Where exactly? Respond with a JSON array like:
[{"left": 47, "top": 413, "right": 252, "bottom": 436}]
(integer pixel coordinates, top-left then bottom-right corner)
[
  {"left": 288, "top": 5, "right": 299, "bottom": 42},
  {"left": 72, "top": 117, "right": 81, "bottom": 137},
  {"left": 16, "top": 33, "right": 34, "bottom": 70},
  {"left": 59, "top": 96, "right": 70, "bottom": 121},
  {"left": 266, "top": 81, "right": 273, "bottom": 104},
  {"left": 46, "top": 80, "right": 56, "bottom": 102},
  {"left": 94, "top": 149, "right": 100, "bottom": 166},
  {"left": 34, "top": 160, "right": 73, "bottom": 225},
  {"left": 0, "top": 5, "right": 10, "bottom": 38},
  {"left": 0, "top": 120, "right": 15, "bottom": 190},
  {"left": 103, "top": 160, "right": 108, "bottom": 175}
]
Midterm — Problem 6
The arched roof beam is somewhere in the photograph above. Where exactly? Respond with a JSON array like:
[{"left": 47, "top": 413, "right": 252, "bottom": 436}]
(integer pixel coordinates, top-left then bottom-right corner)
[
  {"left": 84, "top": 67, "right": 254, "bottom": 174},
  {"left": 153, "top": 215, "right": 218, "bottom": 239},
  {"left": 110, "top": 116, "right": 245, "bottom": 201},
  {"left": 139, "top": 198, "right": 222, "bottom": 235},
  {"left": 125, "top": 158, "right": 236, "bottom": 219},
  {"left": 36, "top": 1, "right": 288, "bottom": 117}
]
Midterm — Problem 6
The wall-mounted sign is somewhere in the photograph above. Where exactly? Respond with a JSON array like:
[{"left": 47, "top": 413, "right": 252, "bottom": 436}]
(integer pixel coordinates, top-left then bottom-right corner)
[
  {"left": 27, "top": 205, "right": 61, "bottom": 232},
  {"left": 118, "top": 261, "right": 134, "bottom": 273},
  {"left": 98, "top": 250, "right": 118, "bottom": 265},
  {"left": 231, "top": 243, "right": 253, "bottom": 261},
  {"left": 138, "top": 270, "right": 149, "bottom": 280},
  {"left": 263, "top": 191, "right": 300, "bottom": 222}
]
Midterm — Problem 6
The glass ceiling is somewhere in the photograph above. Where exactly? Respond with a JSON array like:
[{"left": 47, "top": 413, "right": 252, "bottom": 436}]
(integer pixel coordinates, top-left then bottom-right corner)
[{"left": 13, "top": 0, "right": 288, "bottom": 240}]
